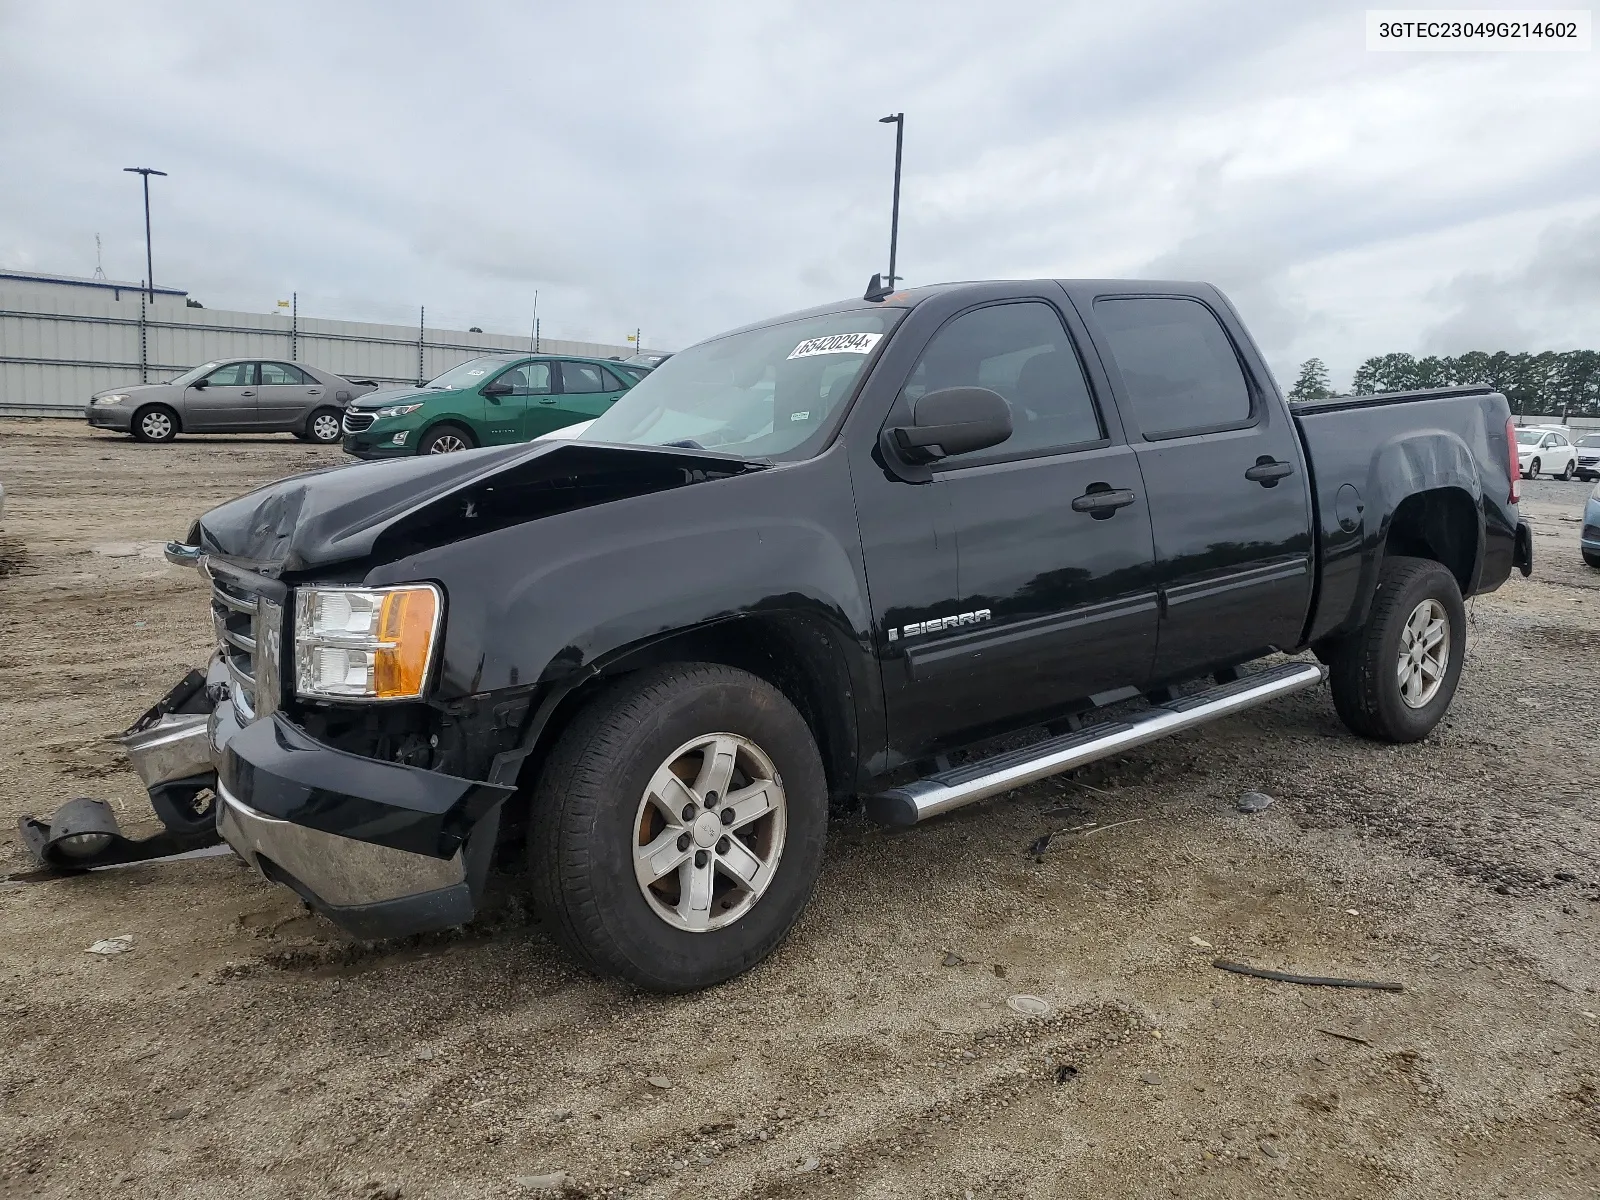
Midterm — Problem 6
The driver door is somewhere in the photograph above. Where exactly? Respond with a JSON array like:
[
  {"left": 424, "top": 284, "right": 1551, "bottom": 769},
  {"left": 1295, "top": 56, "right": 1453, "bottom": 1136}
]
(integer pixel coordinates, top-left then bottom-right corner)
[{"left": 184, "top": 361, "right": 258, "bottom": 431}]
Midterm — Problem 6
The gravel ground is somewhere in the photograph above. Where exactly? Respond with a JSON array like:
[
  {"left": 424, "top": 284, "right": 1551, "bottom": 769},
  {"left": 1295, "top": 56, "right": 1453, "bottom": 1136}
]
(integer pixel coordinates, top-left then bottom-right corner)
[{"left": 1, "top": 419, "right": 1596, "bottom": 1200}]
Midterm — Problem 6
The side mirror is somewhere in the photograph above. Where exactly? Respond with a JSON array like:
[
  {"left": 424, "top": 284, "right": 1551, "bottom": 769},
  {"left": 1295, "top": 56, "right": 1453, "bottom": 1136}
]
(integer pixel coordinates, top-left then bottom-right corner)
[
  {"left": 191, "top": 378, "right": 208, "bottom": 389},
  {"left": 482, "top": 380, "right": 514, "bottom": 399},
  {"left": 888, "top": 386, "right": 1012, "bottom": 464}
]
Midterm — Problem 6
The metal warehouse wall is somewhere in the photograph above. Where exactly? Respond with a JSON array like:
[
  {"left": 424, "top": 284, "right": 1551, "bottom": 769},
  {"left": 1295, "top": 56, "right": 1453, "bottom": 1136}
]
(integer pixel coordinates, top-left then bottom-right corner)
[{"left": 0, "top": 288, "right": 646, "bottom": 416}]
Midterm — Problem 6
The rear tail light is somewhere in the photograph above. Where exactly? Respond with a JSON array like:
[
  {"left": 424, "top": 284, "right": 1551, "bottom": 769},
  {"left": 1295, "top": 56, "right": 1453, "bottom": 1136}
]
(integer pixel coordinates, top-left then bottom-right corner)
[{"left": 1505, "top": 416, "right": 1520, "bottom": 504}]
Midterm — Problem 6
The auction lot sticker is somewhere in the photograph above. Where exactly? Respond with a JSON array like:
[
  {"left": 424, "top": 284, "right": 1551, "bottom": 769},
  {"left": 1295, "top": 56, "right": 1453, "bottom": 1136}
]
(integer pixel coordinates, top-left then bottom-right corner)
[
  {"left": 788, "top": 332, "right": 883, "bottom": 359},
  {"left": 1366, "top": 9, "right": 1591, "bottom": 50}
]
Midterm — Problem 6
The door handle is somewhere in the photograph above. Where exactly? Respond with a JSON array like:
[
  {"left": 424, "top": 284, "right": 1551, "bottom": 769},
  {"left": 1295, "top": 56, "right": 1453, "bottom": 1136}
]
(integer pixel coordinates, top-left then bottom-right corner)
[
  {"left": 241, "top": 390, "right": 256, "bottom": 397},
  {"left": 1245, "top": 458, "right": 1294, "bottom": 486},
  {"left": 307, "top": 389, "right": 322, "bottom": 396},
  {"left": 1070, "top": 486, "right": 1136, "bottom": 518}
]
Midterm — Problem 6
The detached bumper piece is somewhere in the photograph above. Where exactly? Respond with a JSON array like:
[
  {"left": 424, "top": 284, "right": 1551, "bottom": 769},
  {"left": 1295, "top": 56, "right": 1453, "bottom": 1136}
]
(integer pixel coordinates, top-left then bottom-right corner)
[
  {"left": 18, "top": 797, "right": 222, "bottom": 873},
  {"left": 216, "top": 713, "right": 514, "bottom": 940}
]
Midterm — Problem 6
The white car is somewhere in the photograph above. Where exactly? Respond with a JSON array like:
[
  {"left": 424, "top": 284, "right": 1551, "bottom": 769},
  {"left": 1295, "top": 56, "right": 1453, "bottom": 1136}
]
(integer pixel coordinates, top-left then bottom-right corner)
[{"left": 1516, "top": 427, "right": 1578, "bottom": 480}]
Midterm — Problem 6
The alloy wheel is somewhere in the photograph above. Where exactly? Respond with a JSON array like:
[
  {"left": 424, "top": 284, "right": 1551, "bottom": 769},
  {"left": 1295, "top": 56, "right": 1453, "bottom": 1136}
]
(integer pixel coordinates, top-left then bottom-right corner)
[
  {"left": 1397, "top": 598, "right": 1450, "bottom": 708},
  {"left": 631, "top": 733, "right": 787, "bottom": 932},
  {"left": 428, "top": 433, "right": 468, "bottom": 453}
]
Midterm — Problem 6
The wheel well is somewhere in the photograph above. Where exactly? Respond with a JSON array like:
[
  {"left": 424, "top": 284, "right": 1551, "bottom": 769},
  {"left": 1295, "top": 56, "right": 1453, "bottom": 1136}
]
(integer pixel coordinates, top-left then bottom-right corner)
[
  {"left": 1383, "top": 487, "right": 1478, "bottom": 593},
  {"left": 133, "top": 401, "right": 181, "bottom": 430},
  {"left": 419, "top": 418, "right": 475, "bottom": 448},
  {"left": 523, "top": 616, "right": 859, "bottom": 803}
]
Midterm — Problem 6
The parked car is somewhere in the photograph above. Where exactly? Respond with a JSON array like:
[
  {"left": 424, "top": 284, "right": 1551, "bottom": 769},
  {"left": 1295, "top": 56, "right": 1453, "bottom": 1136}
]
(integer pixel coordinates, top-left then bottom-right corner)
[
  {"left": 86, "top": 359, "right": 378, "bottom": 444},
  {"left": 141, "top": 278, "right": 1530, "bottom": 991},
  {"left": 621, "top": 351, "right": 673, "bottom": 370},
  {"left": 340, "top": 354, "right": 640, "bottom": 458},
  {"left": 1573, "top": 433, "right": 1600, "bottom": 481},
  {"left": 1584, "top": 481, "right": 1600, "bottom": 569},
  {"left": 1516, "top": 426, "right": 1578, "bottom": 479}
]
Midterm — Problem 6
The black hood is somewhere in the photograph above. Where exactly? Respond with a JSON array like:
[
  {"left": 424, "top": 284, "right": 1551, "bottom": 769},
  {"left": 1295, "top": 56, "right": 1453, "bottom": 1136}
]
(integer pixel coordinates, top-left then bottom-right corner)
[{"left": 192, "top": 441, "right": 767, "bottom": 574}]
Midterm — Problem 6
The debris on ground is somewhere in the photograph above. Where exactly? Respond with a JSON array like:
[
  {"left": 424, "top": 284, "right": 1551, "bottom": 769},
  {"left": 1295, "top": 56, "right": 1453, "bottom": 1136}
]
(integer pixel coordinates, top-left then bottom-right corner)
[
  {"left": 1189, "top": 935, "right": 1213, "bottom": 948},
  {"left": 941, "top": 950, "right": 964, "bottom": 967},
  {"left": 1317, "top": 1028, "right": 1373, "bottom": 1046},
  {"left": 514, "top": 1171, "right": 572, "bottom": 1192},
  {"left": 1237, "top": 791, "right": 1276, "bottom": 813},
  {"left": 645, "top": 1075, "right": 672, "bottom": 1089},
  {"left": 1213, "top": 959, "right": 1404, "bottom": 992},
  {"left": 85, "top": 934, "right": 133, "bottom": 955},
  {"left": 1007, "top": 994, "right": 1052, "bottom": 1017}
]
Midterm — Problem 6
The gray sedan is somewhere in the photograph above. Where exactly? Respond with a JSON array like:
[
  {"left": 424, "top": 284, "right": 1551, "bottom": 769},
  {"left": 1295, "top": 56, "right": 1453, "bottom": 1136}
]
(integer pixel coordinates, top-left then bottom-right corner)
[{"left": 85, "top": 359, "right": 379, "bottom": 444}]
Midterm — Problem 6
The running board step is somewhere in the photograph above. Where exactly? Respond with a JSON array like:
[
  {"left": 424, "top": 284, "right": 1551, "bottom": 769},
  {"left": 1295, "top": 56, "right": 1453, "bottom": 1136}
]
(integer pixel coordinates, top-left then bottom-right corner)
[{"left": 866, "top": 661, "right": 1327, "bottom": 826}]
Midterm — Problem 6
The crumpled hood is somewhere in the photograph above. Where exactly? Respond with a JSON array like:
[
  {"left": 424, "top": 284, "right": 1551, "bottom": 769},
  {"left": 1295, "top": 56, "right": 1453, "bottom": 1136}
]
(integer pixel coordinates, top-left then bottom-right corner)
[{"left": 191, "top": 441, "right": 766, "bottom": 574}]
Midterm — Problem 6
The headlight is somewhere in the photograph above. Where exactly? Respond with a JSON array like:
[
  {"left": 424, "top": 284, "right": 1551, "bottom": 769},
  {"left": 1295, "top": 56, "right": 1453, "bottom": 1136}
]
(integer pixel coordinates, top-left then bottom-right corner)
[
  {"left": 293, "top": 584, "right": 442, "bottom": 701},
  {"left": 94, "top": 394, "right": 128, "bottom": 405},
  {"left": 376, "top": 403, "right": 424, "bottom": 418}
]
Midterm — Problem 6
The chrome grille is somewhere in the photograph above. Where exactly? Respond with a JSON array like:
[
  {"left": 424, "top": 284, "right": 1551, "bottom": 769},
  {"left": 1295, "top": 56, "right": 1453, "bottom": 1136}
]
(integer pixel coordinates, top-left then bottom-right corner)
[
  {"left": 209, "top": 571, "right": 282, "bottom": 722},
  {"left": 342, "top": 411, "right": 376, "bottom": 433}
]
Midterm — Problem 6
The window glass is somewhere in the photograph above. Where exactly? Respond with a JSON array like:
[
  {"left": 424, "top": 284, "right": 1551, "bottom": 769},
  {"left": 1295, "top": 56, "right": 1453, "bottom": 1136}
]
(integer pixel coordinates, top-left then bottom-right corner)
[
  {"left": 1093, "top": 297, "right": 1252, "bottom": 437},
  {"left": 600, "top": 366, "right": 633, "bottom": 390},
  {"left": 259, "top": 362, "right": 310, "bottom": 385},
  {"left": 203, "top": 362, "right": 255, "bottom": 387},
  {"left": 901, "top": 301, "right": 1102, "bottom": 458},
  {"left": 581, "top": 309, "right": 899, "bottom": 460},
  {"left": 560, "top": 362, "right": 607, "bottom": 394},
  {"left": 496, "top": 361, "right": 551, "bottom": 395}
]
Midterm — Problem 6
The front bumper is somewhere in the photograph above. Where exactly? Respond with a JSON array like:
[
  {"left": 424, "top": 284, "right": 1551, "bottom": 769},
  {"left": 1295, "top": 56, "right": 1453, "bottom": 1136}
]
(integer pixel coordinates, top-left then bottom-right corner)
[
  {"left": 85, "top": 403, "right": 132, "bottom": 431},
  {"left": 341, "top": 424, "right": 415, "bottom": 459},
  {"left": 209, "top": 702, "right": 514, "bottom": 939}
]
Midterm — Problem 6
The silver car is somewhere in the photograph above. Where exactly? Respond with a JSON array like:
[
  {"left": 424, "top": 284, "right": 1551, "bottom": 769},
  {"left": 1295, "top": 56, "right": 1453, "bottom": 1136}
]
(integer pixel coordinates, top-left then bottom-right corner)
[{"left": 85, "top": 359, "right": 379, "bottom": 444}]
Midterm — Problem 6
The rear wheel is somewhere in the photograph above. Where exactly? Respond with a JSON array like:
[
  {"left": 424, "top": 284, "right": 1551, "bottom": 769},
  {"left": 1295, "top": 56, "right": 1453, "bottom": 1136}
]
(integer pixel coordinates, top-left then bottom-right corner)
[
  {"left": 306, "top": 407, "right": 344, "bottom": 444},
  {"left": 1557, "top": 459, "right": 1574, "bottom": 481},
  {"left": 1328, "top": 555, "right": 1466, "bottom": 743},
  {"left": 528, "top": 663, "right": 828, "bottom": 991},
  {"left": 131, "top": 405, "right": 179, "bottom": 443},
  {"left": 418, "top": 423, "right": 475, "bottom": 454}
]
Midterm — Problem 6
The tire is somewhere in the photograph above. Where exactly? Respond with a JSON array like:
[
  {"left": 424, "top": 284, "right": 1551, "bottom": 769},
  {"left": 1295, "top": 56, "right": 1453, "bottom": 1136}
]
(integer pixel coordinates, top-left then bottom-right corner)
[
  {"left": 306, "top": 407, "right": 344, "bottom": 444},
  {"left": 1558, "top": 459, "right": 1574, "bottom": 481},
  {"left": 131, "top": 404, "right": 179, "bottom": 443},
  {"left": 1525, "top": 457, "right": 1540, "bottom": 480},
  {"left": 528, "top": 663, "right": 828, "bottom": 991},
  {"left": 1328, "top": 555, "right": 1467, "bottom": 744},
  {"left": 1584, "top": 549, "right": 1600, "bottom": 570},
  {"left": 417, "top": 423, "right": 475, "bottom": 454}
]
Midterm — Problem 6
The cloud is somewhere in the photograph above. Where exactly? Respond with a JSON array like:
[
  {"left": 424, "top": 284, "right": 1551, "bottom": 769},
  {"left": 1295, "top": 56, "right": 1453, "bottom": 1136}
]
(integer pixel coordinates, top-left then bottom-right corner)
[{"left": 0, "top": 0, "right": 1595, "bottom": 365}]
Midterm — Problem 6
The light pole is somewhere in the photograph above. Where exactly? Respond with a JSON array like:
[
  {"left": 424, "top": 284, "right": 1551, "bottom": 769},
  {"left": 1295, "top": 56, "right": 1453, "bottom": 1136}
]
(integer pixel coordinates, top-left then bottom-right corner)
[
  {"left": 878, "top": 113, "right": 903, "bottom": 288},
  {"left": 122, "top": 167, "right": 167, "bottom": 302}
]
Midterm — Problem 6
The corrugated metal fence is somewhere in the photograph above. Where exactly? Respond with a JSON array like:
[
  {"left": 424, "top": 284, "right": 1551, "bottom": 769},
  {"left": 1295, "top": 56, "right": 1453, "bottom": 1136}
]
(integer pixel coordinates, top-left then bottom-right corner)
[{"left": 0, "top": 287, "right": 643, "bottom": 416}]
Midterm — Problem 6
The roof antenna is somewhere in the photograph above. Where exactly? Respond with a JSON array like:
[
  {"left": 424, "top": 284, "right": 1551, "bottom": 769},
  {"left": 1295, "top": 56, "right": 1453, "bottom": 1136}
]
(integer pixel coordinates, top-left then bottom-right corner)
[
  {"left": 863, "top": 272, "right": 893, "bottom": 302},
  {"left": 93, "top": 233, "right": 107, "bottom": 280}
]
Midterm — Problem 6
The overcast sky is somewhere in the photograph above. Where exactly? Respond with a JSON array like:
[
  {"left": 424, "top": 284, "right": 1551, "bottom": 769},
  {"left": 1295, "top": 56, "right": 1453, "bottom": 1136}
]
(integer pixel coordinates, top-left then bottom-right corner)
[{"left": 1, "top": 1, "right": 1595, "bottom": 386}]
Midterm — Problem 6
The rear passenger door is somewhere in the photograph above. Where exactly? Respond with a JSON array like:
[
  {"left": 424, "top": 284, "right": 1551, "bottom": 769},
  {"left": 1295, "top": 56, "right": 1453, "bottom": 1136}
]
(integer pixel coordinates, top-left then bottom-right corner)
[
  {"left": 547, "top": 361, "right": 627, "bottom": 433},
  {"left": 883, "top": 294, "right": 1160, "bottom": 748},
  {"left": 255, "top": 362, "right": 324, "bottom": 428},
  {"left": 1078, "top": 290, "right": 1313, "bottom": 682}
]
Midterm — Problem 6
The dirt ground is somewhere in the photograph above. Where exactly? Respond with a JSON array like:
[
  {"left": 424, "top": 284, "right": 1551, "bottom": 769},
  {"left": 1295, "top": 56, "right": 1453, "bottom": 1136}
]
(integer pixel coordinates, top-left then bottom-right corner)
[{"left": 1, "top": 418, "right": 1596, "bottom": 1200}]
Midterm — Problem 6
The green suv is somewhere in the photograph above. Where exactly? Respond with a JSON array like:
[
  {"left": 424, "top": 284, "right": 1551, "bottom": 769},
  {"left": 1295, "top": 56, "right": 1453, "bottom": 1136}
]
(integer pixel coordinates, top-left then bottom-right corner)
[{"left": 340, "top": 354, "right": 644, "bottom": 458}]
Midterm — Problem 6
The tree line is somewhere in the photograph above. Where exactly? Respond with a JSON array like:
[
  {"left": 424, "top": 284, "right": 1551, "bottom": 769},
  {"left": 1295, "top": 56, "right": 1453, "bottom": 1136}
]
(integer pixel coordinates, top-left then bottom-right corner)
[{"left": 1287, "top": 350, "right": 1600, "bottom": 416}]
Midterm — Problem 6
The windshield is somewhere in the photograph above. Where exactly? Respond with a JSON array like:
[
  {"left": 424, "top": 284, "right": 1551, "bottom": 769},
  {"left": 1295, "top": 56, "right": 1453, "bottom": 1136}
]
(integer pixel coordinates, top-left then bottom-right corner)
[
  {"left": 1577, "top": 434, "right": 1600, "bottom": 447},
  {"left": 426, "top": 357, "right": 521, "bottom": 390},
  {"left": 580, "top": 311, "right": 901, "bottom": 460},
  {"left": 168, "top": 361, "right": 221, "bottom": 387},
  {"left": 1516, "top": 429, "right": 1545, "bottom": 445}
]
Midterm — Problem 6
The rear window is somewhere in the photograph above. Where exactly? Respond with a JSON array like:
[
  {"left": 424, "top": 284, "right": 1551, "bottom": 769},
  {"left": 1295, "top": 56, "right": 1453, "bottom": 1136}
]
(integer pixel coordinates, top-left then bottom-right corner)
[{"left": 1093, "top": 297, "right": 1253, "bottom": 438}]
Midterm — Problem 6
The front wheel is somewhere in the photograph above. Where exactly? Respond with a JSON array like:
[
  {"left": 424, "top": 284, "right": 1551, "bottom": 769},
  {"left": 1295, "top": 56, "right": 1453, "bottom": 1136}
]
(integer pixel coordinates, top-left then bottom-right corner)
[
  {"left": 528, "top": 663, "right": 828, "bottom": 991},
  {"left": 418, "top": 423, "right": 475, "bottom": 454},
  {"left": 1525, "top": 457, "right": 1540, "bottom": 480},
  {"left": 1328, "top": 555, "right": 1467, "bottom": 743},
  {"left": 131, "top": 405, "right": 179, "bottom": 443},
  {"left": 306, "top": 407, "right": 344, "bottom": 444}
]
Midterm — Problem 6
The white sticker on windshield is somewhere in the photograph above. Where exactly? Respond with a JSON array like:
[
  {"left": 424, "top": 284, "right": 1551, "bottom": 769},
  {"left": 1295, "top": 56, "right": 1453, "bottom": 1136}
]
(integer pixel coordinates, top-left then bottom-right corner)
[
  {"left": 467, "top": 369, "right": 485, "bottom": 376},
  {"left": 787, "top": 332, "right": 882, "bottom": 360}
]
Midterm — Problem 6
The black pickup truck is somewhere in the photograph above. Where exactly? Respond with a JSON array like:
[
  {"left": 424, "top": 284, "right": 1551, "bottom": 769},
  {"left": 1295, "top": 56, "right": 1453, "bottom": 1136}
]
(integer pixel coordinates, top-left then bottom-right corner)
[{"left": 118, "top": 279, "right": 1531, "bottom": 990}]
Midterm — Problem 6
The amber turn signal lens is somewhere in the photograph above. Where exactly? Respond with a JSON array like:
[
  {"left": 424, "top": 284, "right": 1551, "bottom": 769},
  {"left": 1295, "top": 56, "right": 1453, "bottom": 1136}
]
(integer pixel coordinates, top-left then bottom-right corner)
[{"left": 373, "top": 586, "right": 439, "bottom": 699}]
